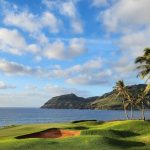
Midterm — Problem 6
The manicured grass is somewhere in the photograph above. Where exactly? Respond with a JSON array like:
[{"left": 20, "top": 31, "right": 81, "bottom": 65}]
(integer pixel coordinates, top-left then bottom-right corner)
[{"left": 0, "top": 120, "right": 149, "bottom": 150}]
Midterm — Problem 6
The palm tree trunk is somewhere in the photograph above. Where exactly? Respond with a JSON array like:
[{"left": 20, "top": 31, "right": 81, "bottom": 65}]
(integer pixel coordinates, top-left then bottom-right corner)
[
  {"left": 130, "top": 103, "right": 133, "bottom": 119},
  {"left": 123, "top": 100, "right": 129, "bottom": 120},
  {"left": 141, "top": 102, "right": 145, "bottom": 121}
]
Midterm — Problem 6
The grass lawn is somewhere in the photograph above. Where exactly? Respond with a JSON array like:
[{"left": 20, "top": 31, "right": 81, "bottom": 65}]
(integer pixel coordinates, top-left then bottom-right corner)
[{"left": 0, "top": 120, "right": 150, "bottom": 150}]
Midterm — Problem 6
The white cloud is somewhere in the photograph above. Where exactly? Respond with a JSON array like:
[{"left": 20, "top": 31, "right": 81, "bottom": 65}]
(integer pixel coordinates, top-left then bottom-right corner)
[
  {"left": 71, "top": 20, "right": 83, "bottom": 33},
  {"left": 4, "top": 11, "right": 40, "bottom": 33},
  {"left": 67, "top": 70, "right": 111, "bottom": 85},
  {"left": 101, "top": 0, "right": 150, "bottom": 33},
  {"left": 68, "top": 38, "right": 86, "bottom": 57},
  {"left": 0, "top": 59, "right": 42, "bottom": 76},
  {"left": 0, "top": 28, "right": 27, "bottom": 55},
  {"left": 50, "top": 58, "right": 109, "bottom": 85},
  {"left": 0, "top": 81, "right": 16, "bottom": 89},
  {"left": 27, "top": 44, "right": 40, "bottom": 53},
  {"left": 52, "top": 58, "right": 102, "bottom": 77},
  {"left": 43, "top": 38, "right": 86, "bottom": 60},
  {"left": 67, "top": 58, "right": 103, "bottom": 74},
  {"left": 41, "top": 11, "right": 61, "bottom": 33},
  {"left": 3, "top": 4, "right": 60, "bottom": 34},
  {"left": 112, "top": 56, "right": 136, "bottom": 78},
  {"left": 1, "top": 1, "right": 85, "bottom": 59},
  {"left": 2, "top": 0, "right": 82, "bottom": 34},
  {"left": 42, "top": 0, "right": 57, "bottom": 9},
  {"left": 0, "top": 28, "right": 40, "bottom": 55},
  {"left": 60, "top": 1, "right": 83, "bottom": 33},
  {"left": 34, "top": 32, "right": 49, "bottom": 44},
  {"left": 0, "top": 27, "right": 86, "bottom": 59},
  {"left": 0, "top": 57, "right": 102, "bottom": 81},
  {"left": 43, "top": 40, "right": 65, "bottom": 60},
  {"left": 43, "top": 0, "right": 83, "bottom": 33},
  {"left": 60, "top": 1, "right": 76, "bottom": 18},
  {"left": 118, "top": 28, "right": 150, "bottom": 58}
]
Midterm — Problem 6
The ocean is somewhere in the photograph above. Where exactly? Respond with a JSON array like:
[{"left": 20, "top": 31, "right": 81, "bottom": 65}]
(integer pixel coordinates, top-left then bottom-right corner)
[{"left": 0, "top": 108, "right": 149, "bottom": 127}]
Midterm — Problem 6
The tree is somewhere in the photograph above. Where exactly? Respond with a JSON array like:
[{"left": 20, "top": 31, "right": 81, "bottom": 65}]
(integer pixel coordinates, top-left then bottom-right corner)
[
  {"left": 135, "top": 48, "right": 150, "bottom": 80},
  {"left": 114, "top": 80, "right": 129, "bottom": 120},
  {"left": 134, "top": 85, "right": 150, "bottom": 120},
  {"left": 135, "top": 48, "right": 150, "bottom": 120}
]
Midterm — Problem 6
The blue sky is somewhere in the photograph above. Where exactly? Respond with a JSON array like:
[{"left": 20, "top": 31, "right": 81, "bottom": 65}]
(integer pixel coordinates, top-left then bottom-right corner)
[{"left": 0, "top": 0, "right": 149, "bottom": 107}]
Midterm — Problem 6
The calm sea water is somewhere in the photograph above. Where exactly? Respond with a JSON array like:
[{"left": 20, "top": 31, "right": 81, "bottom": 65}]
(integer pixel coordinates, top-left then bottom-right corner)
[{"left": 0, "top": 108, "right": 150, "bottom": 127}]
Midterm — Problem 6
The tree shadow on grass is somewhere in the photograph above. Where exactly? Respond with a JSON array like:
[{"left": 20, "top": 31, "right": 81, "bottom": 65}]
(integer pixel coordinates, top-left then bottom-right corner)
[
  {"left": 81, "top": 129, "right": 140, "bottom": 137},
  {"left": 110, "top": 130, "right": 140, "bottom": 138},
  {"left": 104, "top": 137, "right": 145, "bottom": 148},
  {"left": 71, "top": 120, "right": 97, "bottom": 123}
]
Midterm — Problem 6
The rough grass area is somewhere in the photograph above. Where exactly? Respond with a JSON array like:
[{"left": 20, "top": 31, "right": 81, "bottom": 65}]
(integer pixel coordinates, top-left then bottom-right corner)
[{"left": 0, "top": 120, "right": 149, "bottom": 150}]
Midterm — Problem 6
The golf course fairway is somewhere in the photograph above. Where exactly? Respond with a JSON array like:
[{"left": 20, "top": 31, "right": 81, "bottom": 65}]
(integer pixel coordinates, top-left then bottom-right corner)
[{"left": 0, "top": 120, "right": 150, "bottom": 150}]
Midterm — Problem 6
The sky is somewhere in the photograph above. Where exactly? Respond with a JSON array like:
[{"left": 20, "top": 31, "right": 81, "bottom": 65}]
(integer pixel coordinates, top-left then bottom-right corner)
[{"left": 0, "top": 0, "right": 150, "bottom": 107}]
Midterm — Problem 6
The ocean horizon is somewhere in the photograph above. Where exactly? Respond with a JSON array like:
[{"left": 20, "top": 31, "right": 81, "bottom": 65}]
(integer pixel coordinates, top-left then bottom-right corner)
[{"left": 0, "top": 108, "right": 150, "bottom": 127}]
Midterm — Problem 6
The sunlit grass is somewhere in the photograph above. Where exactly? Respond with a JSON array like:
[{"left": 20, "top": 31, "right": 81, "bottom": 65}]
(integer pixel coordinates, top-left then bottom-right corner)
[{"left": 0, "top": 120, "right": 149, "bottom": 150}]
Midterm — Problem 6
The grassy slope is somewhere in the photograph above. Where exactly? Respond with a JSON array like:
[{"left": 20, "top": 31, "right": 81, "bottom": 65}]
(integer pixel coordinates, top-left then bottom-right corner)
[{"left": 0, "top": 120, "right": 149, "bottom": 150}]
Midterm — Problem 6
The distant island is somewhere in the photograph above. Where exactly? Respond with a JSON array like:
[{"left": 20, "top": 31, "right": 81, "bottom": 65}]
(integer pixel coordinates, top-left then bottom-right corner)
[{"left": 41, "top": 84, "right": 149, "bottom": 110}]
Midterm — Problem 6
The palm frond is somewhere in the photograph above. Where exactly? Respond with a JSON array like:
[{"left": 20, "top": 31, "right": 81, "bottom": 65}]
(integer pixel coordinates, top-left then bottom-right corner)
[
  {"left": 144, "top": 48, "right": 150, "bottom": 56},
  {"left": 144, "top": 84, "right": 150, "bottom": 95},
  {"left": 137, "top": 69, "right": 150, "bottom": 79},
  {"left": 135, "top": 56, "right": 146, "bottom": 64},
  {"left": 136, "top": 64, "right": 150, "bottom": 70}
]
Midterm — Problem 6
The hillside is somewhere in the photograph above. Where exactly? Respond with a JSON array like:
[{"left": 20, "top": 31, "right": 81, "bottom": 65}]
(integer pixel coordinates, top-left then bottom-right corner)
[
  {"left": 41, "top": 93, "right": 99, "bottom": 109},
  {"left": 41, "top": 84, "right": 149, "bottom": 110},
  {"left": 91, "top": 84, "right": 147, "bottom": 110}
]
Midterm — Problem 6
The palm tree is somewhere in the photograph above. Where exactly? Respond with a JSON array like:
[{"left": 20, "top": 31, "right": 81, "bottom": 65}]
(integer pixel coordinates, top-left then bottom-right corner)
[
  {"left": 135, "top": 48, "right": 150, "bottom": 120},
  {"left": 114, "top": 80, "right": 129, "bottom": 120},
  {"left": 135, "top": 48, "right": 150, "bottom": 80},
  {"left": 135, "top": 86, "right": 150, "bottom": 120}
]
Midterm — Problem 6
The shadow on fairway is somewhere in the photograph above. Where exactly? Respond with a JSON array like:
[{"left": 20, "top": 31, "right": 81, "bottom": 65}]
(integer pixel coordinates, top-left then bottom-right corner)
[
  {"left": 66, "top": 126, "right": 89, "bottom": 130},
  {"left": 104, "top": 137, "right": 145, "bottom": 148},
  {"left": 110, "top": 130, "right": 140, "bottom": 138}
]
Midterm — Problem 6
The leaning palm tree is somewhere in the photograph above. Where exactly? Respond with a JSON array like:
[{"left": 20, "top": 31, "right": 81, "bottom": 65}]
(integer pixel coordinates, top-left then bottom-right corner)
[
  {"left": 114, "top": 80, "right": 129, "bottom": 120},
  {"left": 135, "top": 48, "right": 150, "bottom": 80},
  {"left": 135, "top": 48, "right": 150, "bottom": 120}
]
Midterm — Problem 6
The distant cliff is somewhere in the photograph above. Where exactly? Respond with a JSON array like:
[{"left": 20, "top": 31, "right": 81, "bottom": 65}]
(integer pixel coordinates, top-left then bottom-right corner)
[
  {"left": 41, "top": 84, "right": 149, "bottom": 110},
  {"left": 41, "top": 93, "right": 99, "bottom": 109}
]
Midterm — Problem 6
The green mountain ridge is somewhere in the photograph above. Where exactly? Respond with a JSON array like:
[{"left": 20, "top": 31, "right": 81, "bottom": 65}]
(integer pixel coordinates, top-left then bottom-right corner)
[{"left": 41, "top": 84, "right": 149, "bottom": 110}]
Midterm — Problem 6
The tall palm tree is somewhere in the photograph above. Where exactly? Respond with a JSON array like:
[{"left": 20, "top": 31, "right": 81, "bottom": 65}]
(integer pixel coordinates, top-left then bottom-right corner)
[
  {"left": 135, "top": 85, "right": 150, "bottom": 120},
  {"left": 135, "top": 48, "right": 150, "bottom": 120},
  {"left": 114, "top": 80, "right": 129, "bottom": 120}
]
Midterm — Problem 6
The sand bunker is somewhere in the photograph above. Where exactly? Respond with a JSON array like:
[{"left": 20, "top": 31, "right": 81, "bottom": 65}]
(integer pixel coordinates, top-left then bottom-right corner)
[{"left": 16, "top": 128, "right": 80, "bottom": 139}]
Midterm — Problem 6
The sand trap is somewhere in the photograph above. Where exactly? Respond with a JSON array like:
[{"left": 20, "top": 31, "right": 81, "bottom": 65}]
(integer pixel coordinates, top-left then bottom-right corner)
[{"left": 16, "top": 128, "right": 80, "bottom": 139}]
